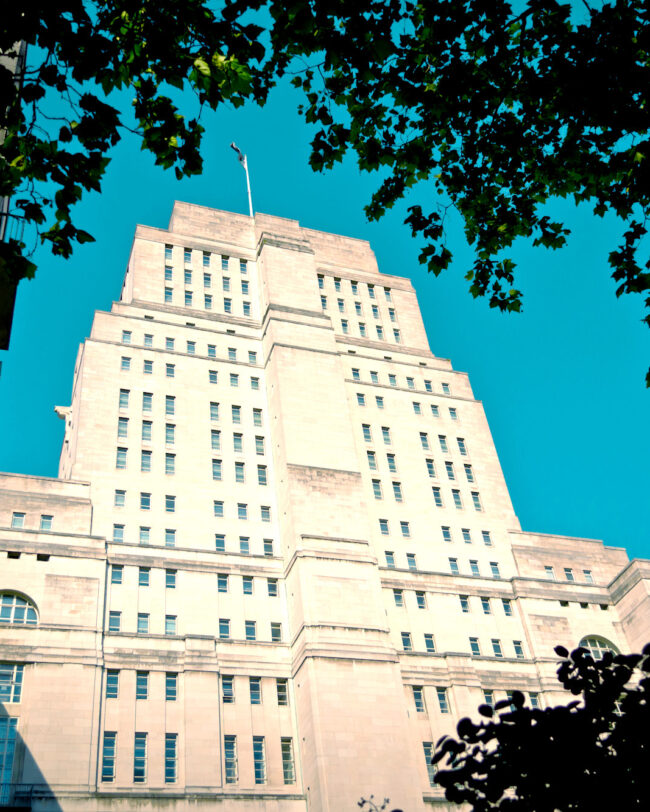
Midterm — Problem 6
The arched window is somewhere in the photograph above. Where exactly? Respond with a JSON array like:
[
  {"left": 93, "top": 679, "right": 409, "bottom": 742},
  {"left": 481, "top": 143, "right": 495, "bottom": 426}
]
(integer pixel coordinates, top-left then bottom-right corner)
[
  {"left": 579, "top": 635, "right": 618, "bottom": 660},
  {"left": 0, "top": 593, "right": 38, "bottom": 625}
]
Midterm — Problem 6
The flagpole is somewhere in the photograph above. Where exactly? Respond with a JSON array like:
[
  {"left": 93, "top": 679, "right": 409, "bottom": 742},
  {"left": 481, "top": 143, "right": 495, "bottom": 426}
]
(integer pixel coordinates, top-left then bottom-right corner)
[{"left": 230, "top": 143, "right": 253, "bottom": 218}]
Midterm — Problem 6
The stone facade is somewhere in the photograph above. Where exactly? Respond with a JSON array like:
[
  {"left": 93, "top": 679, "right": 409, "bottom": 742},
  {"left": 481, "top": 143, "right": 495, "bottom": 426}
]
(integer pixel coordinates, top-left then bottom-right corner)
[{"left": 0, "top": 202, "right": 648, "bottom": 812}]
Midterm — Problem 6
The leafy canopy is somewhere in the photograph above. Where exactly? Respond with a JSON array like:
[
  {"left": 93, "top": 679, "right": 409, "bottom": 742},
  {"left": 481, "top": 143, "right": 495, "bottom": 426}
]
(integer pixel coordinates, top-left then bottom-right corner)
[
  {"left": 3, "top": 1, "right": 650, "bottom": 379},
  {"left": 433, "top": 644, "right": 650, "bottom": 810}
]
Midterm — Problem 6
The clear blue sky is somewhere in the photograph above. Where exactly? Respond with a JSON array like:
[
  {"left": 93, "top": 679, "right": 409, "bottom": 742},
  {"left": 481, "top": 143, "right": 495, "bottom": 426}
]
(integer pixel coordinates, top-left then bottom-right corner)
[{"left": 1, "top": 78, "right": 648, "bottom": 559}]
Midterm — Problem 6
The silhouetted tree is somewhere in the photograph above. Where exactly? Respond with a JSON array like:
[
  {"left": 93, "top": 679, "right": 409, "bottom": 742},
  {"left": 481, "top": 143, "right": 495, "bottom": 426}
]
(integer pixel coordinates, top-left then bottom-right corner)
[{"left": 433, "top": 644, "right": 650, "bottom": 810}]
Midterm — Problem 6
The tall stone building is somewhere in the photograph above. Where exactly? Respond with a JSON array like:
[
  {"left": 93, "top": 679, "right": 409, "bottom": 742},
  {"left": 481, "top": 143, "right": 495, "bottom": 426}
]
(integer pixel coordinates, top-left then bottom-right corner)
[{"left": 0, "top": 203, "right": 648, "bottom": 812}]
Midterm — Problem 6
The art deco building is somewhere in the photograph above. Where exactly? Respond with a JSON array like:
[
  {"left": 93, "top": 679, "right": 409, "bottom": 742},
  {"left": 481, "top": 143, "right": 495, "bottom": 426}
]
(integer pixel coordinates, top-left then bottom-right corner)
[{"left": 0, "top": 203, "right": 648, "bottom": 812}]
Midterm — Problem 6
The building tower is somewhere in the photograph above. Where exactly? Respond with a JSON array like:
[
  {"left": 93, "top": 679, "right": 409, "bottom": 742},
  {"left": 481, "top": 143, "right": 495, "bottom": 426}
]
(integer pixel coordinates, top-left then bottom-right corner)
[{"left": 0, "top": 202, "right": 649, "bottom": 812}]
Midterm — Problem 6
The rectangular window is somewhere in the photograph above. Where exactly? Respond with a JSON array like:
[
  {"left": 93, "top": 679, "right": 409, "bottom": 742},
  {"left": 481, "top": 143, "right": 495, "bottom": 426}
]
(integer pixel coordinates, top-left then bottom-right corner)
[
  {"left": 372, "top": 479, "right": 382, "bottom": 499},
  {"left": 165, "top": 336, "right": 175, "bottom": 350},
  {"left": 165, "top": 673, "right": 177, "bottom": 701},
  {"left": 393, "top": 589, "right": 404, "bottom": 608},
  {"left": 375, "top": 394, "right": 384, "bottom": 408},
  {"left": 341, "top": 319, "right": 349, "bottom": 333},
  {"left": 139, "top": 526, "right": 150, "bottom": 545},
  {"left": 471, "top": 491, "right": 482, "bottom": 511},
  {"left": 117, "top": 417, "right": 129, "bottom": 439},
  {"left": 217, "top": 573, "right": 228, "bottom": 593},
  {"left": 544, "top": 565, "right": 555, "bottom": 579},
  {"left": 140, "top": 451, "right": 152, "bottom": 473},
  {"left": 164, "top": 287, "right": 173, "bottom": 303},
  {"left": 437, "top": 687, "right": 450, "bottom": 713},
  {"left": 441, "top": 526, "right": 452, "bottom": 542},
  {"left": 224, "top": 735, "right": 237, "bottom": 784},
  {"left": 166, "top": 363, "right": 175, "bottom": 378},
  {"left": 165, "top": 265, "right": 173, "bottom": 281},
  {"left": 382, "top": 427, "right": 391, "bottom": 444},
  {"left": 393, "top": 329, "right": 401, "bottom": 343},
  {"left": 121, "top": 356, "right": 131, "bottom": 371},
  {"left": 224, "top": 298, "right": 232, "bottom": 313},
  {"left": 385, "top": 551, "right": 395, "bottom": 568},
  {"left": 564, "top": 567, "right": 575, "bottom": 582},
  {"left": 449, "top": 407, "right": 458, "bottom": 420},
  {"left": 264, "top": 539, "right": 274, "bottom": 557},
  {"left": 112, "top": 523, "right": 124, "bottom": 543},
  {"left": 438, "top": 435, "right": 448, "bottom": 453},
  {"left": 452, "top": 489, "right": 463, "bottom": 509},
  {"left": 470, "top": 560, "right": 480, "bottom": 576},
  {"left": 219, "top": 619, "right": 230, "bottom": 639},
  {"left": 165, "top": 453, "right": 175, "bottom": 474},
  {"left": 379, "top": 519, "right": 389, "bottom": 536},
  {"left": 243, "top": 576, "right": 254, "bottom": 596},
  {"left": 184, "top": 291, "right": 193, "bottom": 307},
  {"left": 138, "top": 567, "right": 150, "bottom": 587},
  {"left": 445, "top": 461, "right": 455, "bottom": 480},
  {"left": 267, "top": 578, "right": 278, "bottom": 597},
  {"left": 271, "top": 622, "right": 282, "bottom": 642},
  {"left": 529, "top": 692, "right": 540, "bottom": 709},
  {"left": 480, "top": 597, "right": 491, "bottom": 615},
  {"left": 277, "top": 678, "right": 288, "bottom": 706},
  {"left": 166, "top": 569, "right": 176, "bottom": 589},
  {"left": 583, "top": 569, "right": 594, "bottom": 583},
  {"left": 356, "top": 393, "right": 366, "bottom": 406},
  {"left": 392, "top": 481, "right": 403, "bottom": 501},
  {"left": 165, "top": 615, "right": 177, "bottom": 635},
  {"left": 490, "top": 561, "right": 501, "bottom": 578},
  {"left": 245, "top": 620, "right": 256, "bottom": 641},
  {"left": 359, "top": 323, "right": 367, "bottom": 337},
  {"left": 133, "top": 732, "right": 147, "bottom": 783},
  {"left": 482, "top": 530, "right": 493, "bottom": 546},
  {"left": 105, "top": 669, "right": 119, "bottom": 700},
  {"left": 432, "top": 487, "right": 443, "bottom": 507},
  {"left": 165, "top": 528, "right": 176, "bottom": 547},
  {"left": 412, "top": 686, "right": 425, "bottom": 712},
  {"left": 514, "top": 640, "right": 525, "bottom": 659},
  {"left": 469, "top": 637, "right": 481, "bottom": 656},
  {"left": 321, "top": 295, "right": 327, "bottom": 310},
  {"left": 222, "top": 675, "right": 234, "bottom": 703},
  {"left": 249, "top": 676, "right": 262, "bottom": 704},
  {"left": 140, "top": 491, "right": 151, "bottom": 510},
  {"left": 400, "top": 632, "right": 413, "bottom": 652},
  {"left": 116, "top": 447, "right": 127, "bottom": 469},
  {"left": 211, "top": 459, "right": 222, "bottom": 481},
  {"left": 253, "top": 408, "right": 262, "bottom": 427},
  {"left": 400, "top": 521, "right": 410, "bottom": 537},
  {"left": 111, "top": 565, "right": 123, "bottom": 585},
  {"left": 165, "top": 733, "right": 177, "bottom": 784},
  {"left": 230, "top": 373, "right": 239, "bottom": 387},
  {"left": 464, "top": 464, "right": 474, "bottom": 482},
  {"left": 420, "top": 431, "right": 430, "bottom": 450},
  {"left": 238, "top": 503, "right": 248, "bottom": 520},
  {"left": 165, "top": 494, "right": 176, "bottom": 512},
  {"left": 101, "top": 732, "right": 117, "bottom": 782},
  {"left": 406, "top": 553, "right": 417, "bottom": 571},
  {"left": 235, "top": 461, "right": 245, "bottom": 482},
  {"left": 213, "top": 500, "right": 224, "bottom": 518},
  {"left": 362, "top": 424, "right": 372, "bottom": 442},
  {"left": 137, "top": 613, "right": 149, "bottom": 634},
  {"left": 108, "top": 611, "right": 121, "bottom": 632},
  {"left": 416, "top": 591, "right": 426, "bottom": 609},
  {"left": 121, "top": 330, "right": 132, "bottom": 344},
  {"left": 502, "top": 598, "right": 513, "bottom": 616},
  {"left": 460, "top": 595, "right": 470, "bottom": 613},
  {"left": 119, "top": 388, "right": 130, "bottom": 409},
  {"left": 425, "top": 459, "right": 436, "bottom": 478},
  {"left": 449, "top": 557, "right": 459, "bottom": 575},
  {"left": 143, "top": 359, "right": 153, "bottom": 375},
  {"left": 388, "top": 374, "right": 397, "bottom": 386},
  {"left": 136, "top": 671, "right": 149, "bottom": 699},
  {"left": 372, "top": 305, "right": 379, "bottom": 319},
  {"left": 492, "top": 639, "right": 503, "bottom": 658},
  {"left": 457, "top": 437, "right": 467, "bottom": 455},
  {"left": 424, "top": 633, "right": 436, "bottom": 653}
]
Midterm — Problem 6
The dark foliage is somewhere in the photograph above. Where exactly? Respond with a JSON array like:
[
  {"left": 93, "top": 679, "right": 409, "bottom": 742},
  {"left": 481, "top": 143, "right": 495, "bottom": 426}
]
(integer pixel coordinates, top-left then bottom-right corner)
[{"left": 433, "top": 643, "right": 650, "bottom": 810}]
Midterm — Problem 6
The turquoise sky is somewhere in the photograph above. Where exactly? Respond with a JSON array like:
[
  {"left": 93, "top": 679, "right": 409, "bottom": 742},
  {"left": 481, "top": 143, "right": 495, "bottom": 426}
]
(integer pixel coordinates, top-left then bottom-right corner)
[{"left": 1, "top": 78, "right": 648, "bottom": 559}]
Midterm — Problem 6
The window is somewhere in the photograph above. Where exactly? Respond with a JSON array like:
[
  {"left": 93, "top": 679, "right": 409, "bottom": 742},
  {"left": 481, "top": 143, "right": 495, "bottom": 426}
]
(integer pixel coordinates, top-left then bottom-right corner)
[
  {"left": 359, "top": 322, "right": 367, "bottom": 337},
  {"left": 239, "top": 259, "right": 247, "bottom": 273},
  {"left": 412, "top": 686, "right": 425, "bottom": 712},
  {"left": 457, "top": 528, "right": 470, "bottom": 544},
  {"left": 368, "top": 283, "right": 375, "bottom": 299},
  {"left": 442, "top": 382, "right": 450, "bottom": 394},
  {"left": 579, "top": 636, "right": 618, "bottom": 660},
  {"left": 423, "top": 742, "right": 435, "bottom": 786},
  {"left": 449, "top": 407, "right": 458, "bottom": 420},
  {"left": 482, "top": 530, "right": 493, "bottom": 546},
  {"left": 492, "top": 639, "right": 503, "bottom": 658},
  {"left": 165, "top": 453, "right": 175, "bottom": 474},
  {"left": 437, "top": 687, "right": 450, "bottom": 713},
  {"left": 243, "top": 576, "right": 254, "bottom": 596},
  {"left": 356, "top": 393, "right": 366, "bottom": 406},
  {"left": 224, "top": 298, "right": 232, "bottom": 313},
  {"left": 388, "top": 374, "right": 397, "bottom": 386},
  {"left": 480, "top": 596, "right": 491, "bottom": 615},
  {"left": 405, "top": 377, "right": 414, "bottom": 390},
  {"left": 337, "top": 298, "right": 345, "bottom": 313},
  {"left": 137, "top": 613, "right": 149, "bottom": 634},
  {"left": 271, "top": 622, "right": 282, "bottom": 642},
  {"left": 413, "top": 402, "right": 422, "bottom": 416},
  {"left": 112, "top": 523, "right": 124, "bottom": 543},
  {"left": 469, "top": 637, "right": 481, "bottom": 656},
  {"left": 264, "top": 539, "right": 274, "bottom": 557},
  {"left": 449, "top": 557, "right": 459, "bottom": 575},
  {"left": 119, "top": 388, "right": 130, "bottom": 410},
  {"left": 165, "top": 673, "right": 177, "bottom": 701},
  {"left": 544, "top": 565, "right": 555, "bottom": 579},
  {"left": 165, "top": 265, "right": 173, "bottom": 281},
  {"left": 382, "top": 426, "right": 391, "bottom": 444},
  {"left": 133, "top": 732, "right": 147, "bottom": 783},
  {"left": 138, "top": 567, "right": 150, "bottom": 587},
  {"left": 184, "top": 290, "right": 193, "bottom": 307},
  {"left": 261, "top": 505, "right": 271, "bottom": 522},
  {"left": 257, "top": 465, "right": 268, "bottom": 485},
  {"left": 419, "top": 432, "right": 430, "bottom": 450},
  {"left": 217, "top": 573, "right": 229, "bottom": 594},
  {"left": 393, "top": 589, "right": 404, "bottom": 608},
  {"left": 470, "top": 559, "right": 480, "bottom": 576},
  {"left": 165, "top": 336, "right": 175, "bottom": 351},
  {"left": 117, "top": 417, "right": 129, "bottom": 439},
  {"left": 392, "top": 481, "right": 403, "bottom": 501},
  {"left": 460, "top": 595, "right": 470, "bottom": 613},
  {"left": 341, "top": 319, "right": 349, "bottom": 333},
  {"left": 464, "top": 464, "right": 475, "bottom": 483},
  {"left": 367, "top": 451, "right": 378, "bottom": 471},
  {"left": 513, "top": 640, "right": 525, "bottom": 659},
  {"left": 166, "top": 569, "right": 176, "bottom": 589},
  {"left": 165, "top": 528, "right": 176, "bottom": 547},
  {"left": 239, "top": 537, "right": 250, "bottom": 555},
  {"left": 245, "top": 621, "right": 256, "bottom": 641},
  {"left": 471, "top": 492, "right": 483, "bottom": 511},
  {"left": 164, "top": 733, "right": 177, "bottom": 784},
  {"left": 452, "top": 489, "right": 463, "bottom": 509},
  {"left": 222, "top": 675, "right": 234, "bottom": 703},
  {"left": 111, "top": 565, "right": 123, "bottom": 585},
  {"left": 406, "top": 553, "right": 417, "bottom": 571},
  {"left": 166, "top": 363, "right": 175, "bottom": 377},
  {"left": 208, "top": 369, "right": 218, "bottom": 385},
  {"left": 207, "top": 344, "right": 216, "bottom": 359},
  {"left": 483, "top": 690, "right": 494, "bottom": 707},
  {"left": 253, "top": 408, "right": 263, "bottom": 427},
  {"left": 101, "top": 732, "right": 117, "bottom": 782},
  {"left": 121, "top": 330, "right": 132, "bottom": 344},
  {"left": 0, "top": 592, "right": 37, "bottom": 626},
  {"left": 401, "top": 632, "right": 413, "bottom": 651},
  {"left": 372, "top": 305, "right": 379, "bottom": 319},
  {"left": 424, "top": 633, "right": 436, "bottom": 653},
  {"left": 108, "top": 611, "right": 121, "bottom": 632},
  {"left": 140, "top": 451, "right": 152, "bottom": 473},
  {"left": 354, "top": 301, "right": 362, "bottom": 316},
  {"left": 445, "top": 461, "right": 455, "bottom": 480},
  {"left": 320, "top": 295, "right": 327, "bottom": 310},
  {"left": 231, "top": 405, "right": 241, "bottom": 424},
  {"left": 165, "top": 615, "right": 177, "bottom": 635},
  {"left": 238, "top": 503, "right": 248, "bottom": 520},
  {"left": 457, "top": 437, "right": 468, "bottom": 455},
  {"left": 441, "top": 526, "right": 452, "bottom": 543},
  {"left": 136, "top": 671, "right": 149, "bottom": 699},
  {"left": 164, "top": 287, "right": 173, "bottom": 303},
  {"left": 143, "top": 359, "right": 153, "bottom": 375},
  {"left": 393, "top": 328, "right": 401, "bottom": 343},
  {"left": 235, "top": 461, "right": 245, "bottom": 482},
  {"left": 267, "top": 578, "right": 278, "bottom": 597},
  {"left": 372, "top": 479, "right": 383, "bottom": 500},
  {"left": 529, "top": 692, "right": 540, "bottom": 709},
  {"left": 105, "top": 669, "right": 119, "bottom": 700},
  {"left": 219, "top": 618, "right": 230, "bottom": 639},
  {"left": 502, "top": 598, "right": 513, "bottom": 616},
  {"left": 430, "top": 405, "right": 440, "bottom": 419},
  {"left": 116, "top": 447, "right": 127, "bottom": 469},
  {"left": 224, "top": 735, "right": 237, "bottom": 784},
  {"left": 432, "top": 487, "right": 443, "bottom": 507},
  {"left": 277, "top": 678, "right": 288, "bottom": 706},
  {"left": 10, "top": 512, "right": 25, "bottom": 529},
  {"left": 416, "top": 591, "right": 426, "bottom": 609},
  {"left": 376, "top": 395, "right": 384, "bottom": 408},
  {"left": 400, "top": 521, "right": 410, "bottom": 537},
  {"left": 163, "top": 395, "right": 174, "bottom": 416},
  {"left": 362, "top": 424, "right": 372, "bottom": 442},
  {"left": 564, "top": 567, "right": 575, "bottom": 582},
  {"left": 165, "top": 495, "right": 176, "bottom": 512},
  {"left": 230, "top": 373, "right": 239, "bottom": 387},
  {"left": 121, "top": 356, "right": 131, "bottom": 372},
  {"left": 490, "top": 561, "right": 501, "bottom": 578},
  {"left": 212, "top": 500, "right": 224, "bottom": 519},
  {"left": 140, "top": 491, "right": 151, "bottom": 510}
]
